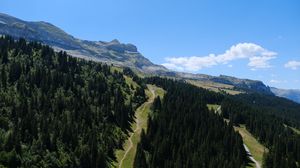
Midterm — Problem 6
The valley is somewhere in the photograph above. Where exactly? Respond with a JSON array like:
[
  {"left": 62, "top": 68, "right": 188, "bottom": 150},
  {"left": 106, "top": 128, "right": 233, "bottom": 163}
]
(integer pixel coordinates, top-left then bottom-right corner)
[{"left": 0, "top": 12, "right": 300, "bottom": 168}]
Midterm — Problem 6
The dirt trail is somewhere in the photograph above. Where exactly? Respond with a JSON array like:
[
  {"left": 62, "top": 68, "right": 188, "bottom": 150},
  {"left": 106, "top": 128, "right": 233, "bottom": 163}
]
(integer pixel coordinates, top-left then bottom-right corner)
[{"left": 118, "top": 86, "right": 156, "bottom": 168}]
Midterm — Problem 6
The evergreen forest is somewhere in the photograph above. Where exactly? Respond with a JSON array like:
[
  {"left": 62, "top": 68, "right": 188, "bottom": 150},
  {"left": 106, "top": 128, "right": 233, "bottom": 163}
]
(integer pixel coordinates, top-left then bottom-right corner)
[{"left": 1, "top": 36, "right": 300, "bottom": 168}]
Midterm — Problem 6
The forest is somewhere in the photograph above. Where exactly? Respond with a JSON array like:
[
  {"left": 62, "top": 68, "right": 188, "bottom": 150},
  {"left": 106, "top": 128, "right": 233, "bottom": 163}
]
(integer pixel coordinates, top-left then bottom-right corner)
[
  {"left": 134, "top": 77, "right": 248, "bottom": 168},
  {"left": 134, "top": 77, "right": 300, "bottom": 168},
  {"left": 0, "top": 36, "right": 146, "bottom": 167},
  {"left": 1, "top": 36, "right": 300, "bottom": 168},
  {"left": 222, "top": 93, "right": 300, "bottom": 168}
]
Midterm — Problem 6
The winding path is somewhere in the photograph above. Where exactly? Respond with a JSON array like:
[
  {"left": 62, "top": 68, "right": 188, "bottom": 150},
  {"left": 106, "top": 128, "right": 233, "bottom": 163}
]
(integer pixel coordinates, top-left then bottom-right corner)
[{"left": 118, "top": 86, "right": 156, "bottom": 168}]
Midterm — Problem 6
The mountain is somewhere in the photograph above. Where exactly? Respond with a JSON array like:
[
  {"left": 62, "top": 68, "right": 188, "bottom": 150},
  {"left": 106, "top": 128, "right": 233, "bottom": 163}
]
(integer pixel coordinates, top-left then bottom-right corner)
[
  {"left": 0, "top": 13, "right": 274, "bottom": 95},
  {"left": 0, "top": 13, "right": 167, "bottom": 73},
  {"left": 271, "top": 87, "right": 300, "bottom": 104},
  {"left": 175, "top": 72, "right": 273, "bottom": 95}
]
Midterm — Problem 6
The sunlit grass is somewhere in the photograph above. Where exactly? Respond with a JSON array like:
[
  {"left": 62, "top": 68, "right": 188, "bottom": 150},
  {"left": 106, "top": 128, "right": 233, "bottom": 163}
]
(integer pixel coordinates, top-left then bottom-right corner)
[{"left": 234, "top": 125, "right": 268, "bottom": 166}]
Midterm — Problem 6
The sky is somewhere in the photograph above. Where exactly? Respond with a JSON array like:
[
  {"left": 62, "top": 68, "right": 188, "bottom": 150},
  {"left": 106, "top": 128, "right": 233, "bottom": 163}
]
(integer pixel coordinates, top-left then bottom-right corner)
[{"left": 1, "top": 0, "right": 300, "bottom": 89}]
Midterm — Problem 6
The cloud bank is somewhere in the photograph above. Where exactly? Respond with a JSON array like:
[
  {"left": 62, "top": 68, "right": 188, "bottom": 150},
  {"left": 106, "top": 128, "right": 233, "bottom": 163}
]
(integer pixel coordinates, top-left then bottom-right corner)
[
  {"left": 285, "top": 61, "right": 300, "bottom": 70},
  {"left": 162, "top": 43, "right": 277, "bottom": 72}
]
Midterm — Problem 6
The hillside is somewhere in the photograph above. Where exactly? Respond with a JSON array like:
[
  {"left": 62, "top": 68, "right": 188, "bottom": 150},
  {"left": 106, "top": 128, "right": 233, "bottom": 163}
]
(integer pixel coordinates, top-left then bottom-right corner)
[
  {"left": 0, "top": 36, "right": 252, "bottom": 168},
  {"left": 1, "top": 36, "right": 300, "bottom": 167},
  {"left": 0, "top": 36, "right": 147, "bottom": 167}
]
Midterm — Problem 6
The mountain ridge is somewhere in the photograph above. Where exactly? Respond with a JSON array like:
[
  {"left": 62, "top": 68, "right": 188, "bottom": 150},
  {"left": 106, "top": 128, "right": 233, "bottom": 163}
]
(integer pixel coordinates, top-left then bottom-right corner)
[
  {"left": 0, "top": 12, "right": 283, "bottom": 96},
  {"left": 0, "top": 12, "right": 168, "bottom": 74},
  {"left": 271, "top": 87, "right": 300, "bottom": 103}
]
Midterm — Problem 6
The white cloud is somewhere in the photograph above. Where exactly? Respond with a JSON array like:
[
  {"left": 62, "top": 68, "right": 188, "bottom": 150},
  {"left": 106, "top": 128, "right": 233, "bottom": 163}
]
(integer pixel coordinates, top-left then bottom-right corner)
[
  {"left": 284, "top": 61, "right": 300, "bottom": 70},
  {"left": 162, "top": 43, "right": 277, "bottom": 72},
  {"left": 270, "top": 79, "right": 287, "bottom": 84},
  {"left": 248, "top": 56, "right": 274, "bottom": 69}
]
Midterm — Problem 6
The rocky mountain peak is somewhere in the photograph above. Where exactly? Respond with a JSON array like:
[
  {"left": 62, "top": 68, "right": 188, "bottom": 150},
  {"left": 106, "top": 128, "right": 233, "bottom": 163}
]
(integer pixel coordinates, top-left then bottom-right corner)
[{"left": 0, "top": 12, "right": 167, "bottom": 73}]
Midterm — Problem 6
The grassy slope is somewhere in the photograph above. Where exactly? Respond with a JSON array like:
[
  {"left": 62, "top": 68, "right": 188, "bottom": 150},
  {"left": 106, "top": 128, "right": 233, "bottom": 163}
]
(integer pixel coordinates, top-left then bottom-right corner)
[
  {"left": 124, "top": 75, "right": 138, "bottom": 89},
  {"left": 188, "top": 80, "right": 243, "bottom": 95},
  {"left": 234, "top": 125, "right": 268, "bottom": 167},
  {"left": 114, "top": 85, "right": 165, "bottom": 168}
]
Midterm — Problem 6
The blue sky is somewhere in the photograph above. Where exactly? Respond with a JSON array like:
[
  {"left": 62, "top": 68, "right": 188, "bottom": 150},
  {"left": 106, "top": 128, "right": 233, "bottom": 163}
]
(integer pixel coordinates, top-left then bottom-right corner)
[{"left": 1, "top": 0, "right": 300, "bottom": 89}]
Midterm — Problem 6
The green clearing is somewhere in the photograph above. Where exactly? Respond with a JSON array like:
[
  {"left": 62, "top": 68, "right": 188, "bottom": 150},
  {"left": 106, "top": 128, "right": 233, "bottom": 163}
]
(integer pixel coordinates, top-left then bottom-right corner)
[
  {"left": 207, "top": 104, "right": 220, "bottom": 111},
  {"left": 114, "top": 85, "right": 165, "bottom": 168},
  {"left": 188, "top": 79, "right": 243, "bottom": 95},
  {"left": 207, "top": 104, "right": 220, "bottom": 113},
  {"left": 149, "top": 84, "right": 165, "bottom": 99},
  {"left": 207, "top": 104, "right": 222, "bottom": 115},
  {"left": 234, "top": 125, "right": 268, "bottom": 167},
  {"left": 222, "top": 88, "right": 243, "bottom": 95},
  {"left": 124, "top": 75, "right": 138, "bottom": 89}
]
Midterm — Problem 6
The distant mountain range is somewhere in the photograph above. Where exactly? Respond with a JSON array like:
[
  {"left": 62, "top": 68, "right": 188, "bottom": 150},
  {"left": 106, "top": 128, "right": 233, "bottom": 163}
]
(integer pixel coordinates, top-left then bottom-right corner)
[
  {"left": 271, "top": 87, "right": 300, "bottom": 104},
  {"left": 1, "top": 12, "right": 299, "bottom": 103}
]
